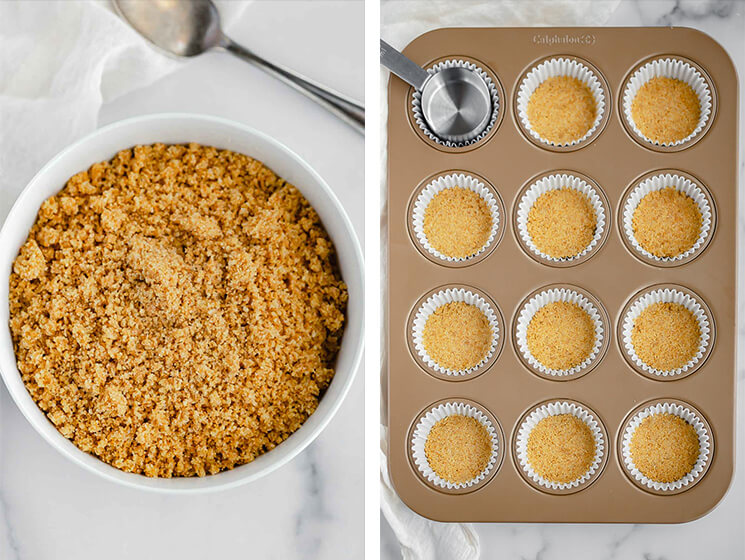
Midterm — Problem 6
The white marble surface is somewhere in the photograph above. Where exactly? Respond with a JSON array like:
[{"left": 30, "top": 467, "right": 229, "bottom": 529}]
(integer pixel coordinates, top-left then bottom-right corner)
[
  {"left": 381, "top": 0, "right": 745, "bottom": 558},
  {"left": 0, "top": 2, "right": 364, "bottom": 559}
]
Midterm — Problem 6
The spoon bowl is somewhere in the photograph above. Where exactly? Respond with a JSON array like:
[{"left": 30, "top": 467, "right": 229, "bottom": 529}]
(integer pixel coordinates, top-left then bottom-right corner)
[{"left": 115, "top": 0, "right": 222, "bottom": 56}]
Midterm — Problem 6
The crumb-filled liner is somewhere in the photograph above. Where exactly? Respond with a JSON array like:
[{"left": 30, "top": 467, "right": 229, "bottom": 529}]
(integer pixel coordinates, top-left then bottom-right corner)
[
  {"left": 516, "top": 173, "right": 606, "bottom": 263},
  {"left": 622, "top": 57, "right": 712, "bottom": 147},
  {"left": 622, "top": 173, "right": 712, "bottom": 263},
  {"left": 412, "top": 59, "right": 500, "bottom": 148},
  {"left": 621, "top": 402, "right": 711, "bottom": 492},
  {"left": 411, "top": 401, "right": 499, "bottom": 490},
  {"left": 411, "top": 173, "right": 500, "bottom": 263},
  {"left": 412, "top": 288, "right": 500, "bottom": 376},
  {"left": 516, "top": 57, "right": 606, "bottom": 147},
  {"left": 515, "top": 288, "right": 604, "bottom": 377},
  {"left": 621, "top": 288, "right": 711, "bottom": 377},
  {"left": 516, "top": 401, "right": 605, "bottom": 491}
]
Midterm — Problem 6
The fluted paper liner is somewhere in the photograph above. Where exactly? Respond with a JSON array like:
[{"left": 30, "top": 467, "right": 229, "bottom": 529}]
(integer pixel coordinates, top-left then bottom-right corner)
[
  {"left": 411, "top": 401, "right": 499, "bottom": 490},
  {"left": 515, "top": 288, "right": 604, "bottom": 377},
  {"left": 516, "top": 173, "right": 606, "bottom": 263},
  {"left": 412, "top": 288, "right": 499, "bottom": 376},
  {"left": 623, "top": 57, "right": 712, "bottom": 147},
  {"left": 412, "top": 173, "right": 500, "bottom": 262},
  {"left": 516, "top": 401, "right": 605, "bottom": 491},
  {"left": 412, "top": 59, "right": 500, "bottom": 148},
  {"left": 622, "top": 288, "right": 710, "bottom": 377},
  {"left": 622, "top": 173, "right": 712, "bottom": 263},
  {"left": 517, "top": 57, "right": 606, "bottom": 147},
  {"left": 622, "top": 402, "right": 711, "bottom": 492}
]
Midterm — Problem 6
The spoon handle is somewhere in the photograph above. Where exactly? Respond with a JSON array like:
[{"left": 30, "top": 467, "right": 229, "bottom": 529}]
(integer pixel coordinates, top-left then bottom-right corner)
[
  {"left": 220, "top": 36, "right": 364, "bottom": 135},
  {"left": 379, "top": 40, "right": 430, "bottom": 91}
]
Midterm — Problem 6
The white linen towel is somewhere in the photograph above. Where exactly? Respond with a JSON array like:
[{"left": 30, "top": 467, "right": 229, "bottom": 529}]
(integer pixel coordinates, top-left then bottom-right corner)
[{"left": 0, "top": 0, "right": 248, "bottom": 222}]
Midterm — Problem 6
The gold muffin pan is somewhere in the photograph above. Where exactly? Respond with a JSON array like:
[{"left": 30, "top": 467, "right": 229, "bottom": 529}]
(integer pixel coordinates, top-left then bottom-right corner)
[{"left": 387, "top": 27, "right": 736, "bottom": 523}]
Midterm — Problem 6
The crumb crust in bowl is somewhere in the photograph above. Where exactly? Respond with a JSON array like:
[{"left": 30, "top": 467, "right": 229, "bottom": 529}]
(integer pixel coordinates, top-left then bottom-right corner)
[{"left": 9, "top": 143, "right": 347, "bottom": 478}]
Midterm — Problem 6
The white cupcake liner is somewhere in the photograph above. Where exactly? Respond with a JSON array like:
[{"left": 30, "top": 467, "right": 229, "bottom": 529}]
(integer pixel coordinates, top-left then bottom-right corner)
[
  {"left": 412, "top": 59, "right": 500, "bottom": 147},
  {"left": 623, "top": 173, "right": 712, "bottom": 263},
  {"left": 515, "top": 288, "right": 604, "bottom": 377},
  {"left": 622, "top": 402, "right": 710, "bottom": 492},
  {"left": 411, "top": 401, "right": 499, "bottom": 490},
  {"left": 412, "top": 173, "right": 500, "bottom": 262},
  {"left": 622, "top": 288, "right": 710, "bottom": 377},
  {"left": 623, "top": 57, "right": 712, "bottom": 147},
  {"left": 516, "top": 401, "right": 605, "bottom": 491},
  {"left": 517, "top": 57, "right": 606, "bottom": 147},
  {"left": 412, "top": 288, "right": 499, "bottom": 376},
  {"left": 517, "top": 173, "right": 606, "bottom": 262}
]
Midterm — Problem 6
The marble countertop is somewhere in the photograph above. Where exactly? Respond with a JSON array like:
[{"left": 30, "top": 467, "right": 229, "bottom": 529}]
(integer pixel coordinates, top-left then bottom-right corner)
[
  {"left": 0, "top": 2, "right": 364, "bottom": 559},
  {"left": 381, "top": 0, "right": 745, "bottom": 558}
]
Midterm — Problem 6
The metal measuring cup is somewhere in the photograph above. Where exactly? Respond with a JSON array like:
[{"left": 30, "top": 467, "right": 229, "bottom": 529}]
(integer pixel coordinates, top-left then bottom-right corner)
[{"left": 380, "top": 40, "right": 492, "bottom": 144}]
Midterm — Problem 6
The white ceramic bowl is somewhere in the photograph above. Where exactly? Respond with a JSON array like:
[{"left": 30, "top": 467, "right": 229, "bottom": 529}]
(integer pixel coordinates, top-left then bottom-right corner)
[{"left": 0, "top": 114, "right": 364, "bottom": 492}]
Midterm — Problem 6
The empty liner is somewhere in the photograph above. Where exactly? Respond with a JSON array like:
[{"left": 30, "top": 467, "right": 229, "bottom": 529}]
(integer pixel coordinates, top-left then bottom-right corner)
[
  {"left": 515, "top": 288, "right": 604, "bottom": 377},
  {"left": 516, "top": 57, "right": 606, "bottom": 147},
  {"left": 622, "top": 57, "right": 712, "bottom": 147},
  {"left": 516, "top": 173, "right": 606, "bottom": 263},
  {"left": 412, "top": 59, "right": 500, "bottom": 148},
  {"left": 411, "top": 173, "right": 500, "bottom": 262},
  {"left": 412, "top": 288, "right": 499, "bottom": 376},
  {"left": 621, "top": 288, "right": 710, "bottom": 377},
  {"left": 516, "top": 401, "right": 605, "bottom": 491},
  {"left": 622, "top": 173, "right": 712, "bottom": 263},
  {"left": 621, "top": 402, "right": 711, "bottom": 492},
  {"left": 411, "top": 401, "right": 499, "bottom": 490}
]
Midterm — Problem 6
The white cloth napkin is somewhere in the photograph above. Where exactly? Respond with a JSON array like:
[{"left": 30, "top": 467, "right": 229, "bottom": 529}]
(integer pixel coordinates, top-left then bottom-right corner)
[
  {"left": 0, "top": 0, "right": 248, "bottom": 222},
  {"left": 380, "top": 2, "right": 621, "bottom": 559}
]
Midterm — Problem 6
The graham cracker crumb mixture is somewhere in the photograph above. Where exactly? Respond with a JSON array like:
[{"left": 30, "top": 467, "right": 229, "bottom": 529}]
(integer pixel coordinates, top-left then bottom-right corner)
[
  {"left": 423, "top": 187, "right": 492, "bottom": 259},
  {"left": 631, "top": 302, "right": 700, "bottom": 372},
  {"left": 422, "top": 301, "right": 492, "bottom": 371},
  {"left": 526, "top": 301, "right": 595, "bottom": 371},
  {"left": 631, "top": 77, "right": 700, "bottom": 143},
  {"left": 632, "top": 187, "right": 702, "bottom": 258},
  {"left": 9, "top": 143, "right": 347, "bottom": 478},
  {"left": 527, "top": 188, "right": 597, "bottom": 259},
  {"left": 526, "top": 414, "right": 596, "bottom": 484},
  {"left": 424, "top": 415, "right": 492, "bottom": 484},
  {"left": 527, "top": 76, "right": 597, "bottom": 144},
  {"left": 630, "top": 413, "right": 699, "bottom": 483}
]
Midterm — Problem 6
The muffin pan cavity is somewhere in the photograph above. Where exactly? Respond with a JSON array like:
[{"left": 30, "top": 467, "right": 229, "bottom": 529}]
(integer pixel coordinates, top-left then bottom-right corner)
[
  {"left": 515, "top": 55, "right": 610, "bottom": 151},
  {"left": 388, "top": 27, "right": 736, "bottom": 523},
  {"left": 619, "top": 170, "right": 716, "bottom": 267},
  {"left": 408, "top": 56, "right": 505, "bottom": 152},
  {"left": 408, "top": 399, "right": 505, "bottom": 494},
  {"left": 408, "top": 170, "right": 505, "bottom": 267},
  {"left": 620, "top": 55, "right": 716, "bottom": 152}
]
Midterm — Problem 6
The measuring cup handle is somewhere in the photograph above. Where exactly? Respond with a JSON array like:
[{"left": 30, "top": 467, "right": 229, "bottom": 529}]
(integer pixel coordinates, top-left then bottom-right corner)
[{"left": 380, "top": 39, "right": 430, "bottom": 91}]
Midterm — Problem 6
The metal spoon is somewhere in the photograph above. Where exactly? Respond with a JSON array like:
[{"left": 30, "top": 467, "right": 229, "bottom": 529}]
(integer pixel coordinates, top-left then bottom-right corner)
[
  {"left": 380, "top": 40, "right": 491, "bottom": 143},
  {"left": 114, "top": 0, "right": 364, "bottom": 134}
]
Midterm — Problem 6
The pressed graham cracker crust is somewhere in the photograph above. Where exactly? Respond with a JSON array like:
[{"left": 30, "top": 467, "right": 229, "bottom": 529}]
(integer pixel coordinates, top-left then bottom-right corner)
[
  {"left": 631, "top": 77, "right": 700, "bottom": 143},
  {"left": 526, "top": 76, "right": 597, "bottom": 144},
  {"left": 424, "top": 415, "right": 492, "bottom": 484},
  {"left": 631, "top": 302, "right": 700, "bottom": 372},
  {"left": 632, "top": 187, "right": 702, "bottom": 258},
  {"left": 422, "top": 301, "right": 492, "bottom": 371},
  {"left": 526, "top": 301, "right": 595, "bottom": 371},
  {"left": 423, "top": 187, "right": 492, "bottom": 259},
  {"left": 526, "top": 414, "right": 596, "bottom": 484},
  {"left": 527, "top": 188, "right": 597, "bottom": 259},
  {"left": 9, "top": 143, "right": 347, "bottom": 478},
  {"left": 630, "top": 413, "right": 700, "bottom": 483}
]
